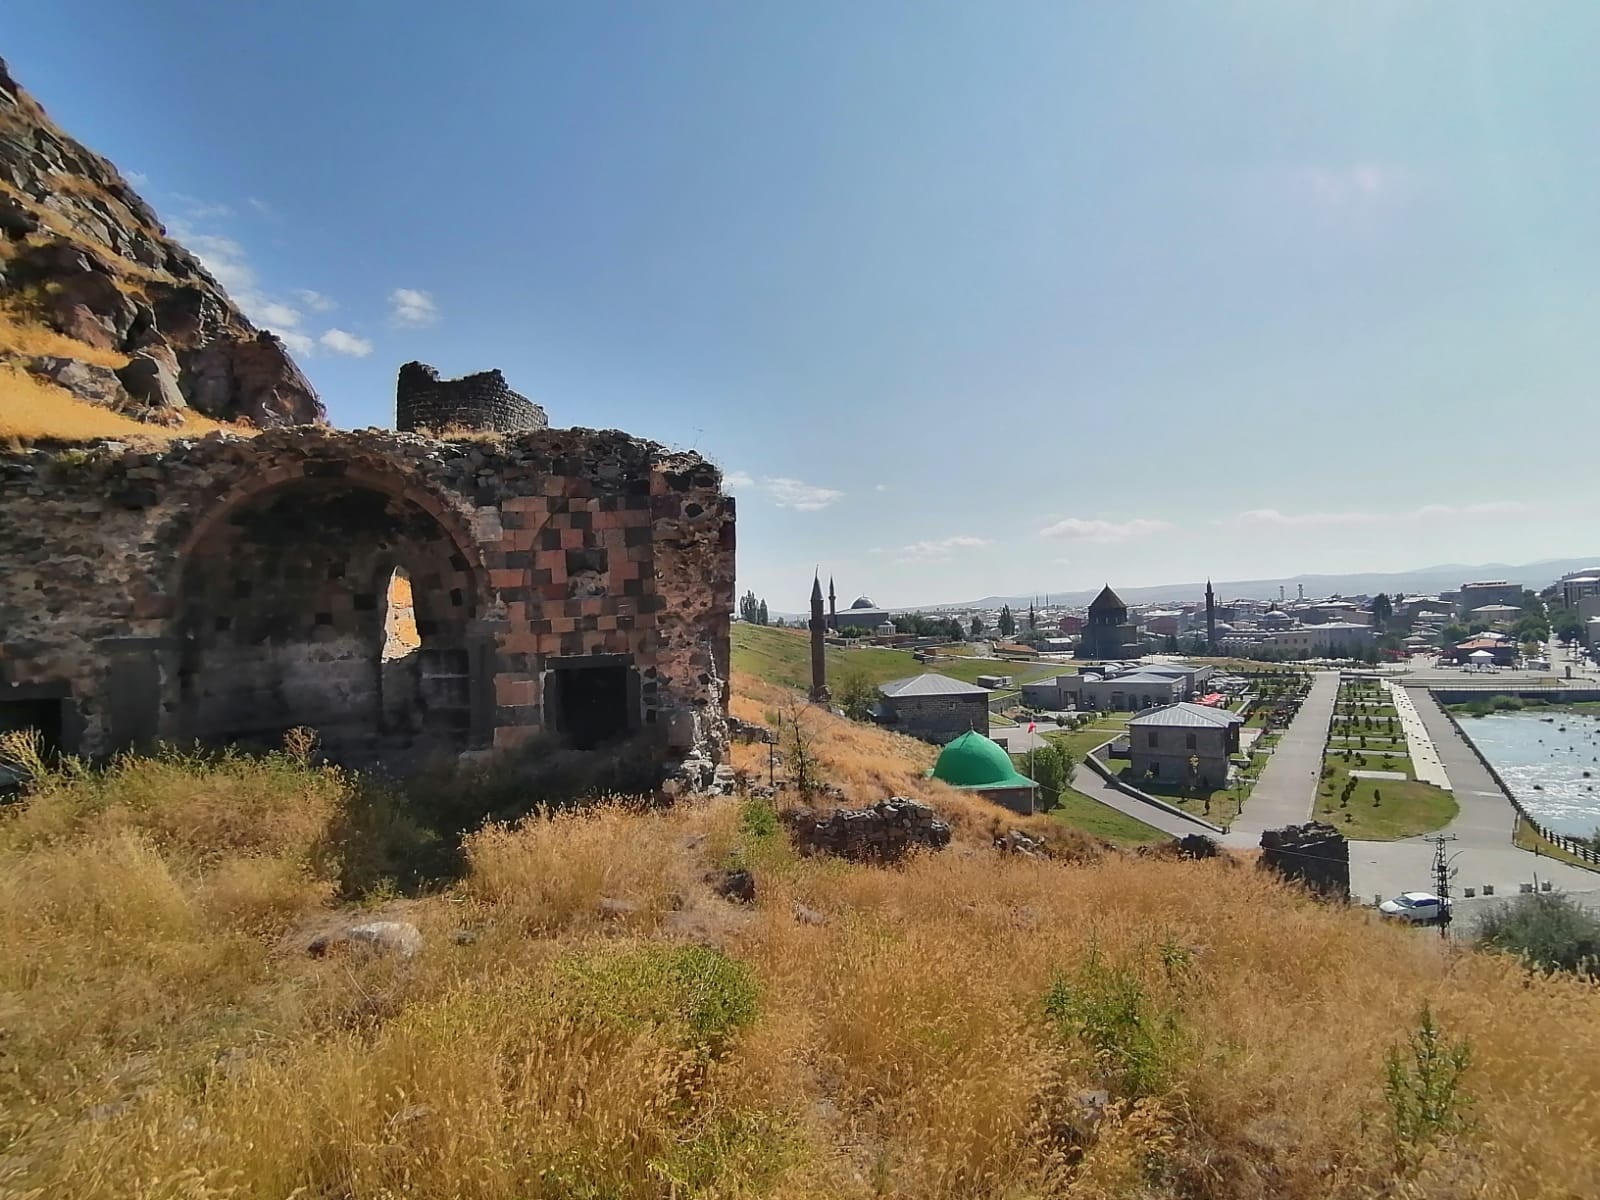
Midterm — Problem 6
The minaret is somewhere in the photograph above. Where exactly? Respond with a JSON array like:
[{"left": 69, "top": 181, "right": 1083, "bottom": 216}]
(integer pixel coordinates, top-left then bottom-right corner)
[
  {"left": 1205, "top": 579, "right": 1217, "bottom": 653},
  {"left": 828, "top": 576, "right": 837, "bottom": 631},
  {"left": 809, "top": 573, "right": 830, "bottom": 703}
]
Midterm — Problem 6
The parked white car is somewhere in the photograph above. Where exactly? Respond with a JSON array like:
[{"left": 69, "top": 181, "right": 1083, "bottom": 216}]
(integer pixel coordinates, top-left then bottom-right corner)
[{"left": 1378, "top": 892, "right": 1451, "bottom": 923}]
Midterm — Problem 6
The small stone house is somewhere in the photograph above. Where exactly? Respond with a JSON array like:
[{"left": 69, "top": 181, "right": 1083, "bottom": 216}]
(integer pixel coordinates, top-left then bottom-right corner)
[
  {"left": 1126, "top": 702, "right": 1243, "bottom": 789},
  {"left": 873, "top": 673, "right": 989, "bottom": 744}
]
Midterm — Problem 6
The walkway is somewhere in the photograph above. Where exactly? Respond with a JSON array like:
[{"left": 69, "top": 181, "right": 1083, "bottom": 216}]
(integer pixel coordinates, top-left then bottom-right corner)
[
  {"left": 1383, "top": 681, "right": 1450, "bottom": 789},
  {"left": 1222, "top": 671, "right": 1340, "bottom": 849},
  {"left": 1347, "top": 687, "right": 1600, "bottom": 911},
  {"left": 1071, "top": 747, "right": 1217, "bottom": 839}
]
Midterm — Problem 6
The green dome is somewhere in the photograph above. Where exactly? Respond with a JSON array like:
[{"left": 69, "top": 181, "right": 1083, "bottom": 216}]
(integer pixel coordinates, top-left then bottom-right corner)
[{"left": 931, "top": 730, "right": 1038, "bottom": 791}]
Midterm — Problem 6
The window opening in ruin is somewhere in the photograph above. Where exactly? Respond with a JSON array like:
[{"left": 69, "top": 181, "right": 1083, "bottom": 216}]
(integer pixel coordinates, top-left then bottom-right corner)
[
  {"left": 544, "top": 658, "right": 637, "bottom": 750},
  {"left": 177, "top": 480, "right": 481, "bottom": 766},
  {"left": 383, "top": 567, "right": 421, "bottom": 659}
]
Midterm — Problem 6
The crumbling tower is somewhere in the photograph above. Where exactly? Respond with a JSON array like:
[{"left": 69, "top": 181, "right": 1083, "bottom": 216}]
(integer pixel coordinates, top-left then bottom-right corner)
[{"left": 396, "top": 361, "right": 549, "bottom": 433}]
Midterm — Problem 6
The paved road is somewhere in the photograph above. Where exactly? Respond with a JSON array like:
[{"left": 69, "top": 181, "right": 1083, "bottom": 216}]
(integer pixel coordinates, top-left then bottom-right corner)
[
  {"left": 1069, "top": 754, "right": 1216, "bottom": 838},
  {"left": 1223, "top": 671, "right": 1340, "bottom": 848},
  {"left": 1347, "top": 687, "right": 1600, "bottom": 914}
]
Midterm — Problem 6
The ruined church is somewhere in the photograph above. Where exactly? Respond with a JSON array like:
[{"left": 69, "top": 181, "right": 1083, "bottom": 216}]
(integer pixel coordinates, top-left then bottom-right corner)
[{"left": 0, "top": 368, "right": 736, "bottom": 772}]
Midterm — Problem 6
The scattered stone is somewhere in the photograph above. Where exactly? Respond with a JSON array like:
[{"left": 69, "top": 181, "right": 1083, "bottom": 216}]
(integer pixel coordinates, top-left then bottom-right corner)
[
  {"left": 308, "top": 920, "right": 424, "bottom": 960},
  {"left": 1175, "top": 833, "right": 1220, "bottom": 859},
  {"left": 729, "top": 716, "right": 776, "bottom": 744},
  {"left": 994, "top": 829, "right": 1047, "bottom": 857},
  {"left": 792, "top": 901, "right": 829, "bottom": 926},
  {"left": 706, "top": 868, "right": 756, "bottom": 904},
  {"left": 785, "top": 797, "right": 952, "bottom": 863}
]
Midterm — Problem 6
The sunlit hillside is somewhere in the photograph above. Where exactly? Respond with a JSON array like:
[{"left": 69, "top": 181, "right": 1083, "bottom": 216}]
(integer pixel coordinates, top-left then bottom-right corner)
[
  {"left": 731, "top": 622, "right": 1064, "bottom": 692},
  {"left": 0, "top": 364, "right": 236, "bottom": 441},
  {"left": 2, "top": 674, "right": 1598, "bottom": 1199}
]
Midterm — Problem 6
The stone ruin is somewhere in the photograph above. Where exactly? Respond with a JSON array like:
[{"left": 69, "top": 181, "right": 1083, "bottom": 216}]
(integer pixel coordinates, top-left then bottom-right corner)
[
  {"left": 0, "top": 419, "right": 735, "bottom": 775},
  {"left": 785, "top": 797, "right": 953, "bottom": 863},
  {"left": 396, "top": 361, "right": 548, "bottom": 434},
  {"left": 1259, "top": 821, "right": 1349, "bottom": 899}
]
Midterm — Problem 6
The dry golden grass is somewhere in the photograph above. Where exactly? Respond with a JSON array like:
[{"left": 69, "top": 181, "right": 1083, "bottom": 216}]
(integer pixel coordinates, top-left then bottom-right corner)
[
  {"left": 0, "top": 365, "right": 238, "bottom": 442},
  {"left": 0, "top": 303, "right": 130, "bottom": 367},
  {"left": 4, "top": 715, "right": 1600, "bottom": 1198}
]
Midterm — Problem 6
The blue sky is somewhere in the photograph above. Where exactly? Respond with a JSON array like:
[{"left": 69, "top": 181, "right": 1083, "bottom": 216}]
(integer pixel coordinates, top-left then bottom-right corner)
[{"left": 11, "top": 2, "right": 1600, "bottom": 609}]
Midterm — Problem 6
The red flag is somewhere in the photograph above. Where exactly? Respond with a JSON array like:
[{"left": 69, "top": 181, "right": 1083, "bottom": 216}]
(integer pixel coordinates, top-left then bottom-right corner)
[{"left": 1027, "top": 722, "right": 1036, "bottom": 733}]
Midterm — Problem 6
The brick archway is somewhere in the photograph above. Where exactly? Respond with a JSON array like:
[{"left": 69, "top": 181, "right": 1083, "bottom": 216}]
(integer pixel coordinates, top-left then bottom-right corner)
[{"left": 166, "top": 460, "right": 491, "bottom": 763}]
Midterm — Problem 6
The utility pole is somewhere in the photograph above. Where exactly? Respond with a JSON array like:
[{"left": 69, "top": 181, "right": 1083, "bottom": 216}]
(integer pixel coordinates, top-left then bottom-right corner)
[{"left": 1426, "top": 833, "right": 1458, "bottom": 940}]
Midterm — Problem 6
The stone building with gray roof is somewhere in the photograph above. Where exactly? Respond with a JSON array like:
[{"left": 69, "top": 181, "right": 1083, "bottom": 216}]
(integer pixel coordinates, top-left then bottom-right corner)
[
  {"left": 1126, "top": 702, "right": 1243, "bottom": 789},
  {"left": 872, "top": 673, "right": 990, "bottom": 744}
]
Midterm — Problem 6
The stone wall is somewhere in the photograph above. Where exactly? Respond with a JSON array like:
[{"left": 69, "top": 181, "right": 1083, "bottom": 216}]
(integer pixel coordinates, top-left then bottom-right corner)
[
  {"left": 1259, "top": 822, "right": 1349, "bottom": 899},
  {"left": 396, "top": 362, "right": 548, "bottom": 434},
  {"left": 785, "top": 798, "right": 952, "bottom": 862},
  {"left": 0, "top": 425, "right": 733, "bottom": 769}
]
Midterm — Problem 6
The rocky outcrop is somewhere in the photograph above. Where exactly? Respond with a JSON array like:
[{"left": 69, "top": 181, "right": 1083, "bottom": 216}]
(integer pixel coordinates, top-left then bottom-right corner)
[{"left": 0, "top": 56, "right": 323, "bottom": 428}]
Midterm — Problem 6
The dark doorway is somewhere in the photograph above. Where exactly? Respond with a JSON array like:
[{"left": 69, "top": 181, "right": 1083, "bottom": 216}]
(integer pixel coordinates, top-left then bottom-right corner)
[
  {"left": 0, "top": 698, "right": 65, "bottom": 793},
  {"left": 545, "top": 659, "right": 636, "bottom": 750},
  {"left": 0, "top": 698, "right": 64, "bottom": 749}
]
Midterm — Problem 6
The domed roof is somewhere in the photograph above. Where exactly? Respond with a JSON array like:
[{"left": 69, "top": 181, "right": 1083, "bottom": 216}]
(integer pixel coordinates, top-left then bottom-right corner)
[
  {"left": 850, "top": 596, "right": 877, "bottom": 609},
  {"left": 931, "top": 730, "right": 1038, "bottom": 791}
]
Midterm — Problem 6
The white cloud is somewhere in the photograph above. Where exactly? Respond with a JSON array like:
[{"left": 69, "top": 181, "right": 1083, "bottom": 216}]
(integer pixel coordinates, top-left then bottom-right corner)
[
  {"left": 319, "top": 328, "right": 374, "bottom": 357},
  {"left": 1236, "top": 502, "right": 1533, "bottom": 528},
  {"left": 762, "top": 477, "right": 844, "bottom": 511},
  {"left": 874, "top": 483, "right": 889, "bottom": 492},
  {"left": 277, "top": 330, "right": 316, "bottom": 356},
  {"left": 180, "top": 224, "right": 354, "bottom": 358},
  {"left": 247, "top": 196, "right": 279, "bottom": 221},
  {"left": 719, "top": 471, "right": 843, "bottom": 510},
  {"left": 125, "top": 170, "right": 149, "bottom": 187},
  {"left": 894, "top": 535, "right": 991, "bottom": 563},
  {"left": 185, "top": 232, "right": 256, "bottom": 297},
  {"left": 170, "top": 192, "right": 232, "bottom": 220},
  {"left": 256, "top": 300, "right": 303, "bottom": 329},
  {"left": 389, "top": 288, "right": 439, "bottom": 327},
  {"left": 1038, "top": 516, "right": 1173, "bottom": 543}
]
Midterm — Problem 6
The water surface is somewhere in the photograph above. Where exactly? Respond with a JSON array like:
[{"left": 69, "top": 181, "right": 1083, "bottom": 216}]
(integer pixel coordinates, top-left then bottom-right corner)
[{"left": 1455, "top": 710, "right": 1600, "bottom": 837}]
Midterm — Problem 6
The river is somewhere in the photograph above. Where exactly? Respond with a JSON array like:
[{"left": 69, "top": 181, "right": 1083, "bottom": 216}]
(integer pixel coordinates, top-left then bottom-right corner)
[{"left": 1454, "top": 709, "right": 1600, "bottom": 837}]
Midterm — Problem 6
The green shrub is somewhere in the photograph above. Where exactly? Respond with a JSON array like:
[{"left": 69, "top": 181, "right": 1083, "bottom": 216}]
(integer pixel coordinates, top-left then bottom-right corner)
[
  {"left": 1043, "top": 950, "right": 1185, "bottom": 1098},
  {"left": 1385, "top": 1005, "right": 1472, "bottom": 1162},
  {"left": 558, "top": 943, "right": 760, "bottom": 1057},
  {"left": 1474, "top": 891, "right": 1600, "bottom": 976}
]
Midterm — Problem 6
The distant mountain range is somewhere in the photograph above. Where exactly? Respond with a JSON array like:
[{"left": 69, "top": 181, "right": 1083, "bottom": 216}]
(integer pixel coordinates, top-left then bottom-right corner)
[{"left": 923, "top": 558, "right": 1600, "bottom": 612}]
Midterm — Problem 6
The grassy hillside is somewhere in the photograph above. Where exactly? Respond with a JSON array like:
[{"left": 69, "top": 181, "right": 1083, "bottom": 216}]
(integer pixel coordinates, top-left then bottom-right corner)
[
  {"left": 732, "top": 623, "right": 1066, "bottom": 693},
  {"left": 2, "top": 710, "right": 1597, "bottom": 1199}
]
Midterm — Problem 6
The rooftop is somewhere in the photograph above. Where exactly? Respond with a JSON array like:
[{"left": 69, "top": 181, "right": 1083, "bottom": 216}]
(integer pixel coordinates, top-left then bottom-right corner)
[
  {"left": 878, "top": 673, "right": 990, "bottom": 698},
  {"left": 1127, "top": 702, "right": 1245, "bottom": 729}
]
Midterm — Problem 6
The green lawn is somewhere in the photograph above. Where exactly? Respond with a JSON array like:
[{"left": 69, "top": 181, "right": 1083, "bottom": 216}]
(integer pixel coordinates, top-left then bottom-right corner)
[
  {"left": 1048, "top": 786, "right": 1170, "bottom": 845},
  {"left": 1312, "top": 756, "right": 1457, "bottom": 839},
  {"left": 1044, "top": 713, "right": 1135, "bottom": 761},
  {"left": 731, "top": 624, "right": 1067, "bottom": 693}
]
